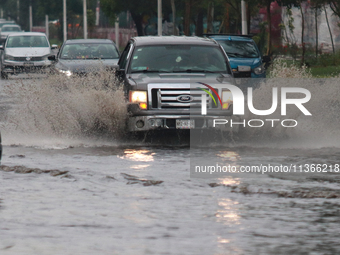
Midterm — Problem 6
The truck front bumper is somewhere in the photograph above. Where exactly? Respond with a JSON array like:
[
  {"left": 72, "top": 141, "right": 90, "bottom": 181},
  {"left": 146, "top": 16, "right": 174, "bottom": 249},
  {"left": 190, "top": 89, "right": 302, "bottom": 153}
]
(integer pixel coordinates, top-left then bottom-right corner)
[{"left": 127, "top": 115, "right": 241, "bottom": 132}]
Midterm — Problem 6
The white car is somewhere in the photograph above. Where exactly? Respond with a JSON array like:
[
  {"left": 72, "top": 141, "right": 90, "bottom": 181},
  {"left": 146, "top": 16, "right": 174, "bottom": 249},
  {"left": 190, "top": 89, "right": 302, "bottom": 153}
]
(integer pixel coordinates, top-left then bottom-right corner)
[
  {"left": 0, "top": 24, "right": 22, "bottom": 44},
  {"left": 0, "top": 32, "right": 52, "bottom": 79}
]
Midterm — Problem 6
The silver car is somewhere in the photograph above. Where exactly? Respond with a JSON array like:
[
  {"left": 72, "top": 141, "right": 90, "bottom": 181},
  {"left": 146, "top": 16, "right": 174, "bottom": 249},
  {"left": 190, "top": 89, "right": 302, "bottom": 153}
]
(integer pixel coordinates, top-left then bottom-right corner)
[
  {"left": 0, "top": 24, "right": 22, "bottom": 44},
  {"left": 49, "top": 39, "right": 120, "bottom": 77},
  {"left": 0, "top": 32, "right": 52, "bottom": 79}
]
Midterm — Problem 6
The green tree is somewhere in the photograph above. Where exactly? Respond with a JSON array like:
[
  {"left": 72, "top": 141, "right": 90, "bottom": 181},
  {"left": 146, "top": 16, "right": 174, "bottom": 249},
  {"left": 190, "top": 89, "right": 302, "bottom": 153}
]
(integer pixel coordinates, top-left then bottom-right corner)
[
  {"left": 329, "top": 0, "right": 340, "bottom": 16},
  {"left": 100, "top": 0, "right": 229, "bottom": 36},
  {"left": 100, "top": 0, "right": 155, "bottom": 36},
  {"left": 324, "top": 2, "right": 335, "bottom": 53},
  {"left": 278, "top": 0, "right": 307, "bottom": 65},
  {"left": 311, "top": 0, "right": 324, "bottom": 58},
  {"left": 257, "top": 0, "right": 277, "bottom": 56}
]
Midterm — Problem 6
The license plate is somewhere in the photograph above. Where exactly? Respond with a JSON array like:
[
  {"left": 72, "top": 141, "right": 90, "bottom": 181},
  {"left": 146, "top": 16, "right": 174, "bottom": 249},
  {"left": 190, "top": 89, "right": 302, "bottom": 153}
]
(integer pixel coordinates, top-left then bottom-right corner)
[
  {"left": 238, "top": 65, "right": 251, "bottom": 72},
  {"left": 23, "top": 62, "right": 34, "bottom": 67},
  {"left": 176, "top": 119, "right": 195, "bottom": 129}
]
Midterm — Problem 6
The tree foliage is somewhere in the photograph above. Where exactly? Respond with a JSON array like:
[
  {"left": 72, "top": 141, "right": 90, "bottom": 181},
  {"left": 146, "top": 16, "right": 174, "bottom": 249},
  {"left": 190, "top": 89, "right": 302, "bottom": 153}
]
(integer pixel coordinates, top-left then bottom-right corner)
[{"left": 100, "top": 0, "right": 183, "bottom": 36}]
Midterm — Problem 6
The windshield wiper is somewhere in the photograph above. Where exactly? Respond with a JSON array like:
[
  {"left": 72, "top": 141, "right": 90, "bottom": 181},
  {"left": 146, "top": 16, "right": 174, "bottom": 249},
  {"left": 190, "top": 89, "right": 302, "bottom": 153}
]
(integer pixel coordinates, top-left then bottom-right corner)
[
  {"left": 173, "top": 69, "right": 219, "bottom": 73},
  {"left": 131, "top": 69, "right": 171, "bottom": 73}
]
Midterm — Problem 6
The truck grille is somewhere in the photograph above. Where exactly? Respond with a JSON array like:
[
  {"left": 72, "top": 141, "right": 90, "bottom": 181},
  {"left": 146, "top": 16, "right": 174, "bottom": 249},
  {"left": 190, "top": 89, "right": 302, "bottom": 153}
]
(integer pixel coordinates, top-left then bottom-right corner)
[{"left": 150, "top": 86, "right": 218, "bottom": 109}]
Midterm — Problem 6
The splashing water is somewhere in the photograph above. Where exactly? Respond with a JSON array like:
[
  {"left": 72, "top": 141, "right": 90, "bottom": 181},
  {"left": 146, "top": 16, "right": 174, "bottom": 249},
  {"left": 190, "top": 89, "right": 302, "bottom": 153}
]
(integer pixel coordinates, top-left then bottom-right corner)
[
  {"left": 1, "top": 68, "right": 339, "bottom": 149},
  {"left": 2, "top": 70, "right": 127, "bottom": 146},
  {"left": 268, "top": 58, "right": 312, "bottom": 78},
  {"left": 240, "top": 78, "right": 340, "bottom": 148}
]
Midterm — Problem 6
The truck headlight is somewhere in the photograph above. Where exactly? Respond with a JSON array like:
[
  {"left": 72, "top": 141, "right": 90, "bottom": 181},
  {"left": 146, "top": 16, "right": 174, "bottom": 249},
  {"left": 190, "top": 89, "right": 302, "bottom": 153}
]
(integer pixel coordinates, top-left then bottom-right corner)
[
  {"left": 222, "top": 90, "right": 232, "bottom": 109},
  {"left": 58, "top": 69, "right": 72, "bottom": 77},
  {"left": 254, "top": 64, "right": 265, "bottom": 75},
  {"left": 4, "top": 54, "right": 14, "bottom": 61},
  {"left": 129, "top": 91, "right": 147, "bottom": 109}
]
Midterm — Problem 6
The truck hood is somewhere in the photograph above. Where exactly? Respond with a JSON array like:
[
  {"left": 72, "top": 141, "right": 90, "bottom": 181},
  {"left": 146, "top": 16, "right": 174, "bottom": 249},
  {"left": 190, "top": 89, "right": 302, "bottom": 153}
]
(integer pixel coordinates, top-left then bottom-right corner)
[
  {"left": 228, "top": 57, "right": 261, "bottom": 69},
  {"left": 127, "top": 72, "right": 234, "bottom": 90},
  {"left": 55, "top": 59, "right": 119, "bottom": 73},
  {"left": 5, "top": 47, "right": 51, "bottom": 57}
]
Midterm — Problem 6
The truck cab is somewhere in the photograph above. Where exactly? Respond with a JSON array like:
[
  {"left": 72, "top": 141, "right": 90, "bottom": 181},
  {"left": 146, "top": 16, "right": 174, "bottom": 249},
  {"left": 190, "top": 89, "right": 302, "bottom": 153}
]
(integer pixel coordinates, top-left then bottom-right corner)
[
  {"left": 206, "top": 34, "right": 269, "bottom": 78},
  {"left": 116, "top": 36, "right": 240, "bottom": 133}
]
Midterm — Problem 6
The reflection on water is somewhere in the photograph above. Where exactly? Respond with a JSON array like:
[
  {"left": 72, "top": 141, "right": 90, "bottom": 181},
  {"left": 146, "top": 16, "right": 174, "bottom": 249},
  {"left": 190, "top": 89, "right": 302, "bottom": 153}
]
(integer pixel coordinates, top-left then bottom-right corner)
[
  {"left": 216, "top": 198, "right": 241, "bottom": 225},
  {"left": 119, "top": 149, "right": 155, "bottom": 162},
  {"left": 218, "top": 177, "right": 241, "bottom": 186},
  {"left": 216, "top": 151, "right": 240, "bottom": 162},
  {"left": 2, "top": 144, "right": 340, "bottom": 254},
  {"left": 218, "top": 237, "right": 230, "bottom": 244},
  {"left": 130, "top": 164, "right": 151, "bottom": 170}
]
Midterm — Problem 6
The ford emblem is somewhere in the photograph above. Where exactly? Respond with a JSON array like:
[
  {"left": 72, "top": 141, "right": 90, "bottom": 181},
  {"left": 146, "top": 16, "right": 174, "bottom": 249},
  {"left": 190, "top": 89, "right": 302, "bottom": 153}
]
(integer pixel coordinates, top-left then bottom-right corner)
[
  {"left": 177, "top": 95, "right": 193, "bottom": 102},
  {"left": 26, "top": 57, "right": 31, "bottom": 61}
]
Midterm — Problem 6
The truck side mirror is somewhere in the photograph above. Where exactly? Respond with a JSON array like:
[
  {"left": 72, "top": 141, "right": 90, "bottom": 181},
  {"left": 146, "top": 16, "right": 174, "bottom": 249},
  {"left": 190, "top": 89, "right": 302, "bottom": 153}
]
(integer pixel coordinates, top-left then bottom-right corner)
[
  {"left": 48, "top": 55, "right": 56, "bottom": 61},
  {"left": 113, "top": 65, "right": 123, "bottom": 75},
  {"left": 114, "top": 67, "right": 125, "bottom": 81},
  {"left": 116, "top": 69, "right": 125, "bottom": 77}
]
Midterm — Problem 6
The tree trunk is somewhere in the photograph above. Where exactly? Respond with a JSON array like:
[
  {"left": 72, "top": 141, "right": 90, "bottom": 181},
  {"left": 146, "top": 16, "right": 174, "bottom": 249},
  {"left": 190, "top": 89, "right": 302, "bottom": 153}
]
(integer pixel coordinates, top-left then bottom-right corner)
[
  {"left": 196, "top": 9, "right": 204, "bottom": 36},
  {"left": 225, "top": 3, "right": 230, "bottom": 33},
  {"left": 184, "top": 0, "right": 191, "bottom": 36},
  {"left": 282, "top": 8, "right": 289, "bottom": 45},
  {"left": 207, "top": 1, "right": 214, "bottom": 33},
  {"left": 315, "top": 7, "right": 318, "bottom": 58},
  {"left": 266, "top": 1, "right": 272, "bottom": 56},
  {"left": 324, "top": 4, "right": 335, "bottom": 54},
  {"left": 219, "top": 3, "right": 229, "bottom": 33},
  {"left": 130, "top": 12, "right": 144, "bottom": 36},
  {"left": 300, "top": 5, "right": 305, "bottom": 66},
  {"left": 171, "top": 0, "right": 177, "bottom": 35}
]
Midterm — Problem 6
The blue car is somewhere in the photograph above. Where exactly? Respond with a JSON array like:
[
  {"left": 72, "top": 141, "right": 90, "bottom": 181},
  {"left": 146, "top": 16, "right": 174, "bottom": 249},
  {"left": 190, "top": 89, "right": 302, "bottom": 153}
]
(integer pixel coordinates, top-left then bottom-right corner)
[{"left": 206, "top": 34, "right": 270, "bottom": 78}]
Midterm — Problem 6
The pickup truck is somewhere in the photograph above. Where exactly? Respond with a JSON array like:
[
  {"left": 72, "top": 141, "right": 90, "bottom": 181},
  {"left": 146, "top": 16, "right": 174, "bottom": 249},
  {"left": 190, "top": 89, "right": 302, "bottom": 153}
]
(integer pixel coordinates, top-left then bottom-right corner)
[
  {"left": 206, "top": 34, "right": 270, "bottom": 78},
  {"left": 115, "top": 36, "right": 240, "bottom": 133}
]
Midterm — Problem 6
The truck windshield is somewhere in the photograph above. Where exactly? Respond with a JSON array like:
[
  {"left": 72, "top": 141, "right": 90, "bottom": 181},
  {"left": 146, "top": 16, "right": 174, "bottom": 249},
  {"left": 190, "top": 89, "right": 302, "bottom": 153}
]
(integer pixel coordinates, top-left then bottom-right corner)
[
  {"left": 130, "top": 45, "right": 230, "bottom": 73},
  {"left": 219, "top": 40, "right": 259, "bottom": 58}
]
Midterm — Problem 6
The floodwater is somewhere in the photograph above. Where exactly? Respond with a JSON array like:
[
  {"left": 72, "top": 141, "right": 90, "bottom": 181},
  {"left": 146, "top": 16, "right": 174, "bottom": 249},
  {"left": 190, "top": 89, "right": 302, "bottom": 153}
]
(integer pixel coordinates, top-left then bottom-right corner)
[{"left": 0, "top": 74, "right": 340, "bottom": 255}]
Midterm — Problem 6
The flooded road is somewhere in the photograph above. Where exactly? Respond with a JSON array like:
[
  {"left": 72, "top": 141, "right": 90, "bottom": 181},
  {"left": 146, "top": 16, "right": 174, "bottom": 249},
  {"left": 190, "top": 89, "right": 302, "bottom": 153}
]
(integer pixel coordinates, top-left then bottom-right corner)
[{"left": 0, "top": 76, "right": 340, "bottom": 255}]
